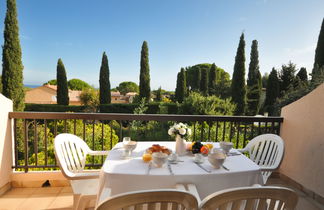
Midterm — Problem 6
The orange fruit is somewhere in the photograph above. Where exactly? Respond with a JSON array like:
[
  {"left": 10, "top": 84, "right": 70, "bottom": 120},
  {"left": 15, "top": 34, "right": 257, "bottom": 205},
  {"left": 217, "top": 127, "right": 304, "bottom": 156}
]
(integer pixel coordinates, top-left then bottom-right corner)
[
  {"left": 206, "top": 144, "right": 213, "bottom": 150},
  {"left": 200, "top": 145, "right": 209, "bottom": 154},
  {"left": 142, "top": 153, "right": 152, "bottom": 162}
]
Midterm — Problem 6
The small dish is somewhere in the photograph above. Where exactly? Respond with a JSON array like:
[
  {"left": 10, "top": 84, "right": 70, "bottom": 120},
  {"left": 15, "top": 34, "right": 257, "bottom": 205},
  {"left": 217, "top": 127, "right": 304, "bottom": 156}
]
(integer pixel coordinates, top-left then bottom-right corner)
[{"left": 193, "top": 153, "right": 204, "bottom": 164}]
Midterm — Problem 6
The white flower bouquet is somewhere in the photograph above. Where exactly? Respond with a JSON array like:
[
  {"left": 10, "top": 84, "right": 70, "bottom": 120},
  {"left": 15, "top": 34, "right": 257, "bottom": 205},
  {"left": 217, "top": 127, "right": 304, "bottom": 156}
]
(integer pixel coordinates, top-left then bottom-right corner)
[{"left": 168, "top": 122, "right": 192, "bottom": 139}]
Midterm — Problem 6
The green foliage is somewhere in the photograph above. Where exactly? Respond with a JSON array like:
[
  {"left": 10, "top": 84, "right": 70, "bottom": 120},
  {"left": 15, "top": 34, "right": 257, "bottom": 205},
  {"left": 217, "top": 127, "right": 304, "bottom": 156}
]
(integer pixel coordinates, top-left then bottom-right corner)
[
  {"left": 274, "top": 65, "right": 324, "bottom": 116},
  {"left": 247, "top": 40, "right": 262, "bottom": 115},
  {"left": 265, "top": 68, "right": 280, "bottom": 114},
  {"left": 208, "top": 63, "right": 217, "bottom": 95},
  {"left": 279, "top": 62, "right": 296, "bottom": 95},
  {"left": 68, "top": 79, "right": 92, "bottom": 90},
  {"left": 262, "top": 73, "right": 269, "bottom": 88},
  {"left": 2, "top": 0, "right": 25, "bottom": 111},
  {"left": 25, "top": 104, "right": 86, "bottom": 112},
  {"left": 314, "top": 18, "right": 324, "bottom": 70},
  {"left": 264, "top": 68, "right": 280, "bottom": 115},
  {"left": 155, "top": 86, "right": 162, "bottom": 102},
  {"left": 116, "top": 81, "right": 139, "bottom": 95},
  {"left": 79, "top": 88, "right": 99, "bottom": 112},
  {"left": 175, "top": 68, "right": 187, "bottom": 102},
  {"left": 139, "top": 41, "right": 151, "bottom": 102},
  {"left": 56, "top": 58, "right": 69, "bottom": 105},
  {"left": 311, "top": 64, "right": 324, "bottom": 83},
  {"left": 200, "top": 68, "right": 208, "bottom": 96},
  {"left": 215, "top": 70, "right": 231, "bottom": 99},
  {"left": 43, "top": 79, "right": 57, "bottom": 85},
  {"left": 180, "top": 92, "right": 235, "bottom": 115},
  {"left": 18, "top": 119, "right": 119, "bottom": 169},
  {"left": 99, "top": 52, "right": 111, "bottom": 104},
  {"left": 231, "top": 33, "right": 247, "bottom": 115},
  {"left": 296, "top": 67, "right": 308, "bottom": 82},
  {"left": 185, "top": 63, "right": 231, "bottom": 98},
  {"left": 196, "top": 67, "right": 201, "bottom": 91}
]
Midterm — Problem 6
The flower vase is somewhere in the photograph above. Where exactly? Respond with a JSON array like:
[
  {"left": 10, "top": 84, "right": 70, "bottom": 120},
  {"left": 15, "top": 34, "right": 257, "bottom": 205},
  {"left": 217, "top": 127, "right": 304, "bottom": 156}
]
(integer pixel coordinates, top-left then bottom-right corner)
[{"left": 175, "top": 134, "right": 186, "bottom": 156}]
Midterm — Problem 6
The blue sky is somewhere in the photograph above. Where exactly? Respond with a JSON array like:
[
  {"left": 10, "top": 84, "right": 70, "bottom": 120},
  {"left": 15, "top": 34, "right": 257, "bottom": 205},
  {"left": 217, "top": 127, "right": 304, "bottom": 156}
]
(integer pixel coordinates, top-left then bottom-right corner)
[{"left": 0, "top": 0, "right": 323, "bottom": 90}]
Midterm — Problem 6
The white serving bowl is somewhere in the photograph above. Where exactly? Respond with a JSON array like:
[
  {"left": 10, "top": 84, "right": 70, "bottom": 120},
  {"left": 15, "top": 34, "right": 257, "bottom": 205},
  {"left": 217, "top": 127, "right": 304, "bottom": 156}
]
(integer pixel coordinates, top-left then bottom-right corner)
[
  {"left": 219, "top": 141, "right": 233, "bottom": 154},
  {"left": 152, "top": 152, "right": 168, "bottom": 168},
  {"left": 208, "top": 152, "right": 226, "bottom": 169}
]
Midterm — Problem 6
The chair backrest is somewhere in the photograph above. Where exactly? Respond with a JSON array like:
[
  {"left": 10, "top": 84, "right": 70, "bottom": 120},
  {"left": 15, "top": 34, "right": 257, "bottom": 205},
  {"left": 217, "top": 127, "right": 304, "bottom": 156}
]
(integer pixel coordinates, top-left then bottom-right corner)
[
  {"left": 244, "top": 134, "right": 284, "bottom": 183},
  {"left": 200, "top": 186, "right": 298, "bottom": 210},
  {"left": 96, "top": 189, "right": 199, "bottom": 210},
  {"left": 54, "top": 133, "right": 91, "bottom": 179}
]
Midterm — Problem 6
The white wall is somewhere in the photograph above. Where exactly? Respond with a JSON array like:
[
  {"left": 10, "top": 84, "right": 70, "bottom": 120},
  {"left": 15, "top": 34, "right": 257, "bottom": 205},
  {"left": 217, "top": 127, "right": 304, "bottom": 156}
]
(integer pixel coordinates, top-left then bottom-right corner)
[
  {"left": 280, "top": 83, "right": 324, "bottom": 197},
  {"left": 0, "top": 94, "right": 13, "bottom": 189}
]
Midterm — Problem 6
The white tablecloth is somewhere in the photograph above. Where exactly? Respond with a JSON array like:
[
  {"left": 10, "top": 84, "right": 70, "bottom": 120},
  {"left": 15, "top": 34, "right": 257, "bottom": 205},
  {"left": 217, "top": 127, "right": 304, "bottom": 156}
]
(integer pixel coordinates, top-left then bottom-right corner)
[{"left": 97, "top": 141, "right": 263, "bottom": 203}]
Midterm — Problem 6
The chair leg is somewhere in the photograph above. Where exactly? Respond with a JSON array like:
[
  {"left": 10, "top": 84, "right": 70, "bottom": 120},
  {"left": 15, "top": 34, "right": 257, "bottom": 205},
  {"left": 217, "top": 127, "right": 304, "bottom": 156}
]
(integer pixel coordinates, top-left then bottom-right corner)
[
  {"left": 73, "top": 194, "right": 81, "bottom": 210},
  {"left": 76, "top": 195, "right": 97, "bottom": 210}
]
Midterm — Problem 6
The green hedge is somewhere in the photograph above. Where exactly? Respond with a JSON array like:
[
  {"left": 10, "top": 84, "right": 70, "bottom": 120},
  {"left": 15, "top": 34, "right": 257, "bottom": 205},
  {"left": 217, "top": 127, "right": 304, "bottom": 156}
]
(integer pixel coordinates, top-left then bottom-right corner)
[
  {"left": 24, "top": 103, "right": 179, "bottom": 114},
  {"left": 25, "top": 104, "right": 85, "bottom": 112},
  {"left": 99, "top": 104, "right": 137, "bottom": 113}
]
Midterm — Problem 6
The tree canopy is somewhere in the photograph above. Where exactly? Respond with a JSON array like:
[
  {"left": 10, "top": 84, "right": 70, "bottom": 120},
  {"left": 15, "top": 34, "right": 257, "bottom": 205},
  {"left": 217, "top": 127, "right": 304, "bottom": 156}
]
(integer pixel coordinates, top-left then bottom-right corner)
[
  {"left": 99, "top": 52, "right": 111, "bottom": 104},
  {"left": 247, "top": 40, "right": 262, "bottom": 115},
  {"left": 2, "top": 0, "right": 25, "bottom": 111},
  {"left": 139, "top": 41, "right": 151, "bottom": 102},
  {"left": 314, "top": 18, "right": 324, "bottom": 69},
  {"left": 43, "top": 79, "right": 57, "bottom": 85},
  {"left": 279, "top": 62, "right": 296, "bottom": 95},
  {"left": 175, "top": 68, "right": 187, "bottom": 102},
  {"left": 56, "top": 58, "right": 69, "bottom": 105},
  {"left": 264, "top": 68, "right": 280, "bottom": 115},
  {"left": 185, "top": 63, "right": 231, "bottom": 98},
  {"left": 116, "top": 81, "right": 139, "bottom": 95},
  {"left": 68, "top": 79, "right": 92, "bottom": 90},
  {"left": 231, "top": 33, "right": 247, "bottom": 115}
]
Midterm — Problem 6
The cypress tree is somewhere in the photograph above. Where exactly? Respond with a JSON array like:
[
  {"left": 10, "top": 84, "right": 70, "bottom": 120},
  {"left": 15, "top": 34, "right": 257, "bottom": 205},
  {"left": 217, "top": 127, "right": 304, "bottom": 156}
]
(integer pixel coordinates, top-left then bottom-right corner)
[
  {"left": 175, "top": 68, "right": 187, "bottom": 103},
  {"left": 99, "top": 52, "right": 111, "bottom": 104},
  {"left": 264, "top": 68, "right": 280, "bottom": 115},
  {"left": 296, "top": 67, "right": 308, "bottom": 82},
  {"left": 209, "top": 63, "right": 217, "bottom": 95},
  {"left": 1, "top": 0, "right": 24, "bottom": 111},
  {"left": 56, "top": 58, "right": 69, "bottom": 105},
  {"left": 139, "top": 41, "right": 151, "bottom": 102},
  {"left": 314, "top": 18, "right": 324, "bottom": 69},
  {"left": 200, "top": 68, "right": 208, "bottom": 96},
  {"left": 247, "top": 40, "right": 262, "bottom": 115},
  {"left": 231, "top": 33, "right": 247, "bottom": 115}
]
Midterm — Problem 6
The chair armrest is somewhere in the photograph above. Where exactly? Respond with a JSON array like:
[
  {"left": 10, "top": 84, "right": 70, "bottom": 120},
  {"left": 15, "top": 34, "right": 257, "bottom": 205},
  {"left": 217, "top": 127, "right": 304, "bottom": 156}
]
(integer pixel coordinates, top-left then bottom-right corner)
[
  {"left": 187, "top": 184, "right": 201, "bottom": 204},
  {"left": 88, "top": 150, "right": 109, "bottom": 156},
  {"left": 175, "top": 184, "right": 186, "bottom": 191},
  {"left": 236, "top": 148, "right": 247, "bottom": 153}
]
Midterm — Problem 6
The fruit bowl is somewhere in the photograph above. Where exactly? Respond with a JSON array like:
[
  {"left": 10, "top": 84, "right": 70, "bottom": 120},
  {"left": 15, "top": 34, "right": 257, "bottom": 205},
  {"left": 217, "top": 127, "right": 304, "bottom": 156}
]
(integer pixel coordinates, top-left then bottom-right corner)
[{"left": 146, "top": 144, "right": 171, "bottom": 155}]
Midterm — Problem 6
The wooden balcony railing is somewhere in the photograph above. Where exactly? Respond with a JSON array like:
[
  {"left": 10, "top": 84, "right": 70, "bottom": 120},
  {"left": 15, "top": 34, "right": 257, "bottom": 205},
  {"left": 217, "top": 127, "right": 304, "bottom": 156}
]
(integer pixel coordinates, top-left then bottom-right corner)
[{"left": 9, "top": 112, "right": 283, "bottom": 172}]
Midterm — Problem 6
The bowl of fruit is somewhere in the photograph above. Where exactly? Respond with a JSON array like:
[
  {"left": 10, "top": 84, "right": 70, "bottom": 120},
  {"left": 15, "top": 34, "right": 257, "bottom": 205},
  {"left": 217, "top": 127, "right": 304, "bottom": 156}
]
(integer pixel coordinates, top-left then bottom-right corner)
[
  {"left": 146, "top": 144, "right": 171, "bottom": 155},
  {"left": 187, "top": 142, "right": 213, "bottom": 155},
  {"left": 143, "top": 144, "right": 171, "bottom": 164}
]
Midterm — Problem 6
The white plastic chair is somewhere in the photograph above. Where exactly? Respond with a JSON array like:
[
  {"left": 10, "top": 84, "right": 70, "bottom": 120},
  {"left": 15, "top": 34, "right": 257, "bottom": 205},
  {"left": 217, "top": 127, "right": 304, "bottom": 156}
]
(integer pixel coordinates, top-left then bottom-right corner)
[
  {"left": 199, "top": 186, "right": 298, "bottom": 210},
  {"left": 237, "top": 134, "right": 284, "bottom": 184},
  {"left": 54, "top": 133, "right": 109, "bottom": 210},
  {"left": 95, "top": 189, "right": 199, "bottom": 210}
]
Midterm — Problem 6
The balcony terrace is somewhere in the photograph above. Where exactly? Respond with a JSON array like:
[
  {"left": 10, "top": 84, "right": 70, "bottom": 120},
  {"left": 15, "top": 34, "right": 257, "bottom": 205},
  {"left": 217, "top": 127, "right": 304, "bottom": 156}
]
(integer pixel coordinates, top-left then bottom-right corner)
[{"left": 1, "top": 84, "right": 324, "bottom": 209}]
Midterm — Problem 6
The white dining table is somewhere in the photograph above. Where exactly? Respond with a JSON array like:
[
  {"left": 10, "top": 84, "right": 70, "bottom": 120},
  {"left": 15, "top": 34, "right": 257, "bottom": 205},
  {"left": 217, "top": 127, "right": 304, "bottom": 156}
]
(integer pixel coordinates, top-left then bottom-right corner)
[{"left": 97, "top": 141, "right": 263, "bottom": 203}]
